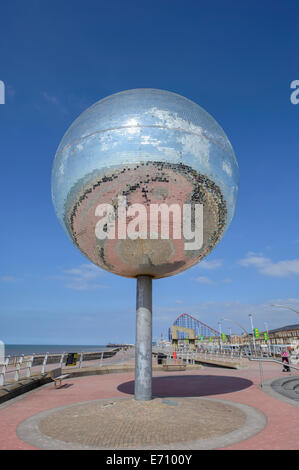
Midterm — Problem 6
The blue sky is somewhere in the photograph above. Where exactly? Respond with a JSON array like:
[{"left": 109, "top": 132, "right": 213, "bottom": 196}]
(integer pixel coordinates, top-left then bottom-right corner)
[{"left": 0, "top": 0, "right": 299, "bottom": 345}]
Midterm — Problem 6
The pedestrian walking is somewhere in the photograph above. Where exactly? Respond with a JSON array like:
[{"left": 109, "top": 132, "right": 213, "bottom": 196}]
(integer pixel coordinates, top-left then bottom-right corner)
[{"left": 281, "top": 349, "right": 290, "bottom": 372}]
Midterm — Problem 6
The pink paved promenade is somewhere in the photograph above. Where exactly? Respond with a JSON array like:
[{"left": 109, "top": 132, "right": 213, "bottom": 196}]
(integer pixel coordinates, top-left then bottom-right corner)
[{"left": 0, "top": 361, "right": 298, "bottom": 450}]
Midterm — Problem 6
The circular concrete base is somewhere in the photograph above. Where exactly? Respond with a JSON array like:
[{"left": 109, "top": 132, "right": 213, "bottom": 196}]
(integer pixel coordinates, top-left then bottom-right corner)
[{"left": 17, "top": 397, "right": 266, "bottom": 450}]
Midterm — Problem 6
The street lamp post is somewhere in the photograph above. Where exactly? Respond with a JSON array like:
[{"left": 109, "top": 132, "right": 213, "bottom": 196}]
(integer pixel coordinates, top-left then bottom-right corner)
[
  {"left": 248, "top": 314, "right": 257, "bottom": 356},
  {"left": 271, "top": 304, "right": 299, "bottom": 315},
  {"left": 220, "top": 317, "right": 250, "bottom": 352},
  {"left": 218, "top": 321, "right": 222, "bottom": 353},
  {"left": 264, "top": 322, "right": 270, "bottom": 356},
  {"left": 220, "top": 317, "right": 249, "bottom": 336}
]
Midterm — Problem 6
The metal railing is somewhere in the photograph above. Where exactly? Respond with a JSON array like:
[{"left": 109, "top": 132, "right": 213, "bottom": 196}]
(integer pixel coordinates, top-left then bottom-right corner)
[
  {"left": 0, "top": 356, "right": 34, "bottom": 385},
  {"left": 0, "top": 347, "right": 134, "bottom": 386},
  {"left": 249, "top": 358, "right": 299, "bottom": 388},
  {"left": 153, "top": 345, "right": 299, "bottom": 369},
  {"left": 152, "top": 347, "right": 250, "bottom": 366}
]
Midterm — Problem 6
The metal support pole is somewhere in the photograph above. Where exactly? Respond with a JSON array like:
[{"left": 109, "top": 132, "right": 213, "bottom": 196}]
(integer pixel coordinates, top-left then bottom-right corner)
[
  {"left": 79, "top": 352, "right": 83, "bottom": 368},
  {"left": 264, "top": 322, "right": 270, "bottom": 356},
  {"left": 100, "top": 351, "right": 104, "bottom": 366},
  {"left": 258, "top": 359, "right": 264, "bottom": 387},
  {"left": 249, "top": 314, "right": 257, "bottom": 356},
  {"left": 0, "top": 358, "right": 8, "bottom": 386},
  {"left": 41, "top": 354, "right": 48, "bottom": 374},
  {"left": 60, "top": 353, "right": 64, "bottom": 368},
  {"left": 26, "top": 356, "right": 34, "bottom": 377},
  {"left": 218, "top": 321, "right": 222, "bottom": 354},
  {"left": 135, "top": 275, "right": 152, "bottom": 401}
]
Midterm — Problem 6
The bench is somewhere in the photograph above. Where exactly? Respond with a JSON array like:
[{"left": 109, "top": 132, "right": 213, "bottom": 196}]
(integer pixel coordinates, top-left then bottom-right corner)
[
  {"left": 49, "top": 367, "right": 69, "bottom": 388},
  {"left": 162, "top": 363, "right": 187, "bottom": 371}
]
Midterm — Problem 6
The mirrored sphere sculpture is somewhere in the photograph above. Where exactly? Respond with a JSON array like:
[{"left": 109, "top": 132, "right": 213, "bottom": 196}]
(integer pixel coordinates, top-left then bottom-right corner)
[{"left": 52, "top": 89, "right": 239, "bottom": 279}]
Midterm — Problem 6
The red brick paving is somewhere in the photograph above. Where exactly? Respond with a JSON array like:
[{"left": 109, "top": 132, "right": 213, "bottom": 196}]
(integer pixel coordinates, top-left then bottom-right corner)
[{"left": 0, "top": 361, "right": 298, "bottom": 450}]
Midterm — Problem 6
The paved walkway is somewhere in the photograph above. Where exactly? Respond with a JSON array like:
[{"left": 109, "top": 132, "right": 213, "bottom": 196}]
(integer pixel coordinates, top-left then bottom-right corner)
[{"left": 0, "top": 361, "right": 298, "bottom": 450}]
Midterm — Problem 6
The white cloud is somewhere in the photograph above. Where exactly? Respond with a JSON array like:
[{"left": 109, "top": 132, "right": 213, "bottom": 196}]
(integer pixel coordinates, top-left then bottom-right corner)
[
  {"left": 0, "top": 275, "right": 19, "bottom": 283},
  {"left": 145, "top": 106, "right": 211, "bottom": 167},
  {"left": 194, "top": 276, "right": 215, "bottom": 284},
  {"left": 238, "top": 252, "right": 299, "bottom": 277},
  {"left": 41, "top": 91, "right": 68, "bottom": 114},
  {"left": 197, "top": 259, "right": 223, "bottom": 270},
  {"left": 179, "top": 133, "right": 210, "bottom": 168},
  {"left": 64, "top": 264, "right": 101, "bottom": 279},
  {"left": 65, "top": 281, "right": 107, "bottom": 291},
  {"left": 194, "top": 260, "right": 229, "bottom": 284},
  {"left": 194, "top": 276, "right": 232, "bottom": 285},
  {"left": 6, "top": 85, "right": 16, "bottom": 97},
  {"left": 49, "top": 264, "right": 107, "bottom": 290},
  {"left": 41, "top": 91, "right": 60, "bottom": 105},
  {"left": 222, "top": 161, "right": 232, "bottom": 177}
]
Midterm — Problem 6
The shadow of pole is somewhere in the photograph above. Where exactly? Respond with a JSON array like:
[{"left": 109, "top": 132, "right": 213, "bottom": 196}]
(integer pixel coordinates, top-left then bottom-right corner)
[{"left": 117, "top": 375, "right": 253, "bottom": 398}]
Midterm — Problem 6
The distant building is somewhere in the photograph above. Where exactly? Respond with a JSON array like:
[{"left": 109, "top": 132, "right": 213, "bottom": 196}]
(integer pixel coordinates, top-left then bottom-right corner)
[
  {"left": 267, "top": 324, "right": 299, "bottom": 346},
  {"left": 220, "top": 324, "right": 299, "bottom": 348}
]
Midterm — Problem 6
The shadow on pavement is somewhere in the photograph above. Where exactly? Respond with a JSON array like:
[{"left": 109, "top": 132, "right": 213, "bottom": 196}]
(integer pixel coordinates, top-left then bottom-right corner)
[
  {"left": 56, "top": 383, "right": 74, "bottom": 389},
  {"left": 118, "top": 375, "right": 253, "bottom": 397}
]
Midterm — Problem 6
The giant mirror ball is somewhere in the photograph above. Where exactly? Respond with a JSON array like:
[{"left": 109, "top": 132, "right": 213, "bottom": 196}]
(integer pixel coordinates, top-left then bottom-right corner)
[{"left": 52, "top": 89, "right": 239, "bottom": 279}]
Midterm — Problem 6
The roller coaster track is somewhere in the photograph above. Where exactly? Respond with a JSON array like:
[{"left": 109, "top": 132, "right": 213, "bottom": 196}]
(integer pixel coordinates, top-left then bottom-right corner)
[{"left": 171, "top": 313, "right": 220, "bottom": 340}]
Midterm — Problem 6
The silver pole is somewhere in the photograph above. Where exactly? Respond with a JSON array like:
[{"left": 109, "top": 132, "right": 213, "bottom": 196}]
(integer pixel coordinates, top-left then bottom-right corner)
[
  {"left": 264, "top": 322, "right": 270, "bottom": 356},
  {"left": 135, "top": 275, "right": 152, "bottom": 401},
  {"left": 218, "top": 321, "right": 222, "bottom": 353},
  {"left": 258, "top": 359, "right": 264, "bottom": 387},
  {"left": 249, "top": 314, "right": 257, "bottom": 356}
]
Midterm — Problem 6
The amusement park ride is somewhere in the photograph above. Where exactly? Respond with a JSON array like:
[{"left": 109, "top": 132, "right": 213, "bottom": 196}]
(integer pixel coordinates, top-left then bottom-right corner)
[{"left": 171, "top": 313, "right": 220, "bottom": 350}]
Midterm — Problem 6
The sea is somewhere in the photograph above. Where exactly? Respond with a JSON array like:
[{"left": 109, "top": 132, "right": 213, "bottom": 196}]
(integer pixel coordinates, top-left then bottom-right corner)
[{"left": 4, "top": 344, "right": 109, "bottom": 357}]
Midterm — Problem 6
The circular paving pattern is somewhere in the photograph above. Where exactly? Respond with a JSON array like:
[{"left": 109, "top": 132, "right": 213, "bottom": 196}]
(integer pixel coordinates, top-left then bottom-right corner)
[{"left": 17, "top": 397, "right": 266, "bottom": 450}]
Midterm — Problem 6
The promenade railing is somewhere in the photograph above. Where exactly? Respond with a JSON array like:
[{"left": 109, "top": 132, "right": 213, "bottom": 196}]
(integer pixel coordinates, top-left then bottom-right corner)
[
  {"left": 248, "top": 358, "right": 299, "bottom": 388},
  {"left": 152, "top": 346, "right": 247, "bottom": 365},
  {"left": 153, "top": 345, "right": 299, "bottom": 367},
  {"left": 0, "top": 346, "right": 134, "bottom": 386}
]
